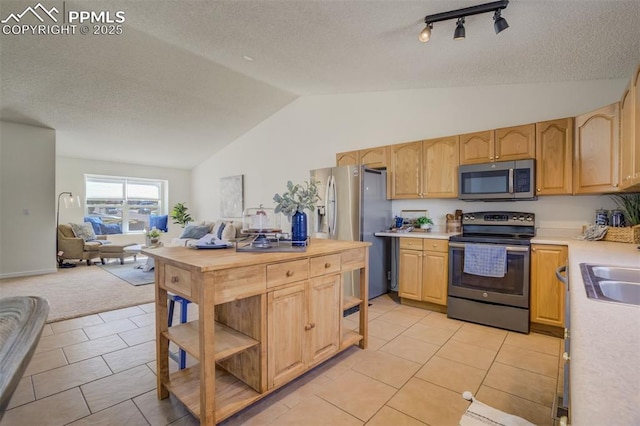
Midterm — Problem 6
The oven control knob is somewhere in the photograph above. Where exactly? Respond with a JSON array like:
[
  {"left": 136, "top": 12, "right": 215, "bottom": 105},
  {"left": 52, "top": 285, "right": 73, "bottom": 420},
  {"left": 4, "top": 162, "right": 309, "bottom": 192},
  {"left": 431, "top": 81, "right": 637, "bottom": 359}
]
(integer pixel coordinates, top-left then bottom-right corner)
[
  {"left": 470, "top": 215, "right": 475, "bottom": 220},
  {"left": 464, "top": 215, "right": 469, "bottom": 221},
  {"left": 519, "top": 216, "right": 525, "bottom": 221},
  {"left": 483, "top": 292, "right": 488, "bottom": 298},
  {"left": 512, "top": 215, "right": 517, "bottom": 221},
  {"left": 526, "top": 216, "right": 533, "bottom": 221}
]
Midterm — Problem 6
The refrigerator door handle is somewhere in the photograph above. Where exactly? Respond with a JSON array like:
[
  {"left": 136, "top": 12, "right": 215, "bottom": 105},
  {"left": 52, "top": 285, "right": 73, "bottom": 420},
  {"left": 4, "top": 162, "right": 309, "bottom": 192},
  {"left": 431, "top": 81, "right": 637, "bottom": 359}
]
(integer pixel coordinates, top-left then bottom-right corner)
[
  {"left": 326, "top": 175, "right": 334, "bottom": 236},
  {"left": 331, "top": 175, "right": 337, "bottom": 238}
]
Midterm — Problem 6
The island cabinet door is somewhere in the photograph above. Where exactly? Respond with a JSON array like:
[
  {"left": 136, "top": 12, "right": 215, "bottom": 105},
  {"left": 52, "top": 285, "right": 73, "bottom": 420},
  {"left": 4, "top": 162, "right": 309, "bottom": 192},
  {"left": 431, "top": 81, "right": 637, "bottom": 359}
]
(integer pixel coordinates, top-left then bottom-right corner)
[
  {"left": 307, "top": 274, "right": 341, "bottom": 367},
  {"left": 267, "top": 282, "right": 307, "bottom": 388}
]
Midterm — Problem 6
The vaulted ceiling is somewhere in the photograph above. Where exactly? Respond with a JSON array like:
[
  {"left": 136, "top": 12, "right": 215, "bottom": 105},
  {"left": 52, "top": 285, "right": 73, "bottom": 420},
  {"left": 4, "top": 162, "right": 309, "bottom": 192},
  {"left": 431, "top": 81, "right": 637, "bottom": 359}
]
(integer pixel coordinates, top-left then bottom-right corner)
[{"left": 1, "top": 0, "right": 639, "bottom": 169}]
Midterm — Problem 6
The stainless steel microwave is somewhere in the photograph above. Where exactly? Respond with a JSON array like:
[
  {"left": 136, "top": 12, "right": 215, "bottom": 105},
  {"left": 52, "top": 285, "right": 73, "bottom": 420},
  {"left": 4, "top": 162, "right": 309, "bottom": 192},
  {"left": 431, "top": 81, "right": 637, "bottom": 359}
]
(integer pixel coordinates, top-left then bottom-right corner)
[{"left": 458, "top": 159, "right": 536, "bottom": 201}]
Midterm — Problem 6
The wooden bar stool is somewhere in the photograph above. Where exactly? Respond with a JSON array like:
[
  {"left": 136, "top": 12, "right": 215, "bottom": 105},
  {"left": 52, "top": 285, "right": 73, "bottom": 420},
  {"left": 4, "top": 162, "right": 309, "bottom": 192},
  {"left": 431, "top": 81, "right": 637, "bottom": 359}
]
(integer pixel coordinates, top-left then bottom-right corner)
[{"left": 167, "top": 293, "right": 190, "bottom": 369}]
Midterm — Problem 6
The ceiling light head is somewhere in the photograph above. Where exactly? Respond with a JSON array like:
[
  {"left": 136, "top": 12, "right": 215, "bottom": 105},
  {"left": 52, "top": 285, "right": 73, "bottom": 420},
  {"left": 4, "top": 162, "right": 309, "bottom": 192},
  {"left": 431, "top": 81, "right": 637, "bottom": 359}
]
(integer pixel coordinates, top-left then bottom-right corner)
[
  {"left": 418, "top": 23, "right": 433, "bottom": 43},
  {"left": 453, "top": 17, "right": 465, "bottom": 40},
  {"left": 493, "top": 9, "right": 509, "bottom": 34}
]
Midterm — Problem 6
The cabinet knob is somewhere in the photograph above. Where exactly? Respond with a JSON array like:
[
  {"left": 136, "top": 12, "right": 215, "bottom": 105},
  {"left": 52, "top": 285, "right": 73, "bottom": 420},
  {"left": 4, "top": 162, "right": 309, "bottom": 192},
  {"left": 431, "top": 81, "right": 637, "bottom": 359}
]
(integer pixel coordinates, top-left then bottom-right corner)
[
  {"left": 171, "top": 276, "right": 179, "bottom": 283},
  {"left": 324, "top": 262, "right": 331, "bottom": 268},
  {"left": 304, "top": 323, "right": 316, "bottom": 331},
  {"left": 537, "top": 187, "right": 541, "bottom": 192},
  {"left": 286, "top": 270, "right": 294, "bottom": 277},
  {"left": 432, "top": 243, "right": 437, "bottom": 248},
  {"left": 495, "top": 155, "right": 499, "bottom": 159},
  {"left": 613, "top": 183, "right": 619, "bottom": 187},
  {"left": 562, "top": 352, "right": 570, "bottom": 362}
]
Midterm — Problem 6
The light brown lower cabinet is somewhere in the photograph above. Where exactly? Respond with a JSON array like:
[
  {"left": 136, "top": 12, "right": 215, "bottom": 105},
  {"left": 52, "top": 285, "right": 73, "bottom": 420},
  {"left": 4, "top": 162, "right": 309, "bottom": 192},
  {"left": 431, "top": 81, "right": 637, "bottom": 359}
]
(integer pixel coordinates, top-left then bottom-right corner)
[
  {"left": 530, "top": 244, "right": 568, "bottom": 327},
  {"left": 398, "top": 238, "right": 448, "bottom": 306},
  {"left": 267, "top": 274, "right": 341, "bottom": 388}
]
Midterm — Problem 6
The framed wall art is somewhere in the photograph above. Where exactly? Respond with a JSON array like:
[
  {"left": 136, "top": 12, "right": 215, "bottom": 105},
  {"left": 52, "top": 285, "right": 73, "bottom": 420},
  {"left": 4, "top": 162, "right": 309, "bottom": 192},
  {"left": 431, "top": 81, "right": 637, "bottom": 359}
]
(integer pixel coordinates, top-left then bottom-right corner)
[{"left": 220, "top": 174, "right": 244, "bottom": 218}]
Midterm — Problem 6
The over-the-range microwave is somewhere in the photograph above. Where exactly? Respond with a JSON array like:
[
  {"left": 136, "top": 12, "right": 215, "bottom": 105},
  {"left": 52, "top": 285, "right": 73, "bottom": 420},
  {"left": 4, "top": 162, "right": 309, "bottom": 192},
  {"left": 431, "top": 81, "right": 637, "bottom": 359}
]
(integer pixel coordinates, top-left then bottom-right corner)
[{"left": 458, "top": 159, "right": 536, "bottom": 201}]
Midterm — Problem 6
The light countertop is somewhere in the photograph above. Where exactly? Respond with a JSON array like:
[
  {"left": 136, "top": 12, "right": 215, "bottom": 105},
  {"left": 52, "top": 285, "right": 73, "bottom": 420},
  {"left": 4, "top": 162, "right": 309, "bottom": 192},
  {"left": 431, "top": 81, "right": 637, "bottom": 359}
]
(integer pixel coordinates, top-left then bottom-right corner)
[
  {"left": 374, "top": 230, "right": 458, "bottom": 240},
  {"left": 376, "top": 230, "right": 640, "bottom": 424}
]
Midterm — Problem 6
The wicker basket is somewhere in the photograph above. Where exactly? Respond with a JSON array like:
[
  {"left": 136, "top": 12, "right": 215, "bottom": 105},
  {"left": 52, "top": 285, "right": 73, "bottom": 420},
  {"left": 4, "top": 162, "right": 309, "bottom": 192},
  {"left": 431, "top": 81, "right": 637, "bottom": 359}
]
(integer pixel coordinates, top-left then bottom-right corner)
[{"left": 603, "top": 225, "right": 640, "bottom": 244}]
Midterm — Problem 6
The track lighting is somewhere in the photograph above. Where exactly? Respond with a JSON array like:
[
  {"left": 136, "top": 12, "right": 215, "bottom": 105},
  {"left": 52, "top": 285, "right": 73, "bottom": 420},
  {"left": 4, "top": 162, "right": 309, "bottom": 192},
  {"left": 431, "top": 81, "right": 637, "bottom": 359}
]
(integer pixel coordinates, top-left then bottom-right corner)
[
  {"left": 419, "top": 0, "right": 509, "bottom": 43},
  {"left": 454, "top": 18, "right": 466, "bottom": 40},
  {"left": 418, "top": 23, "right": 433, "bottom": 43},
  {"left": 493, "top": 9, "right": 509, "bottom": 34}
]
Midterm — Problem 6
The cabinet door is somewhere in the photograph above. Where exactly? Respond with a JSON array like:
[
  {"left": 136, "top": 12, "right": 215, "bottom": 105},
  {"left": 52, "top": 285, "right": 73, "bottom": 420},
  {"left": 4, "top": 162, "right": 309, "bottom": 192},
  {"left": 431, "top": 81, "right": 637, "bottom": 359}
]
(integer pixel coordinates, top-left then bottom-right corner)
[
  {"left": 574, "top": 103, "right": 620, "bottom": 194},
  {"left": 423, "top": 136, "right": 459, "bottom": 198},
  {"left": 390, "top": 141, "right": 423, "bottom": 199},
  {"left": 495, "top": 124, "right": 536, "bottom": 162},
  {"left": 633, "top": 65, "right": 640, "bottom": 187},
  {"left": 307, "top": 275, "right": 341, "bottom": 366},
  {"left": 336, "top": 151, "right": 359, "bottom": 167},
  {"left": 421, "top": 249, "right": 448, "bottom": 306},
  {"left": 530, "top": 245, "right": 568, "bottom": 327},
  {"left": 460, "top": 130, "right": 494, "bottom": 165},
  {"left": 360, "top": 146, "right": 388, "bottom": 169},
  {"left": 536, "top": 118, "right": 574, "bottom": 195},
  {"left": 620, "top": 83, "right": 635, "bottom": 189},
  {"left": 267, "top": 283, "right": 307, "bottom": 388},
  {"left": 398, "top": 249, "right": 422, "bottom": 300}
]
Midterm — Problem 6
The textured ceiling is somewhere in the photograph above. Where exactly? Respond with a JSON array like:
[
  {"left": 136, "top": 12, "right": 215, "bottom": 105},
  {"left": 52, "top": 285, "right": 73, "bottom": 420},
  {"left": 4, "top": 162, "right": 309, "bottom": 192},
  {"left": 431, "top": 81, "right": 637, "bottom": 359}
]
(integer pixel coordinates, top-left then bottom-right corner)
[{"left": 1, "top": 0, "right": 639, "bottom": 169}]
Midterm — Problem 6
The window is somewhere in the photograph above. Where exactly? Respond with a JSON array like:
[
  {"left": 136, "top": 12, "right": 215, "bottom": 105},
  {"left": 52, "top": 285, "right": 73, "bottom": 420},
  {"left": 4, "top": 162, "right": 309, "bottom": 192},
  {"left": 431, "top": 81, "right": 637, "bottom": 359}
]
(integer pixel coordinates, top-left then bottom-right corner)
[{"left": 85, "top": 175, "right": 168, "bottom": 234}]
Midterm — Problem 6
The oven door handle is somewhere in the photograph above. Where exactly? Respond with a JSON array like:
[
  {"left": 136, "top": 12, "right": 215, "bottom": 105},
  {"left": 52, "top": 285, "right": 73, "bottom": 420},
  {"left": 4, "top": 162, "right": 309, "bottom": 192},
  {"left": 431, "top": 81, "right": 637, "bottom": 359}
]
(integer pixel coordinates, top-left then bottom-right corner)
[
  {"left": 508, "top": 168, "right": 514, "bottom": 193},
  {"left": 448, "top": 242, "right": 530, "bottom": 252}
]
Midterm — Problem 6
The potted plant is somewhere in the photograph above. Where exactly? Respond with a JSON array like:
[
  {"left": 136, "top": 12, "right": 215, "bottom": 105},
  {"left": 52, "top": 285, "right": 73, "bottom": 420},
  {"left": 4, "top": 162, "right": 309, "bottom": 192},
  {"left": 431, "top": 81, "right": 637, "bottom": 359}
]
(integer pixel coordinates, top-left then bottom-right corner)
[
  {"left": 146, "top": 227, "right": 161, "bottom": 246},
  {"left": 416, "top": 216, "right": 434, "bottom": 230},
  {"left": 170, "top": 202, "right": 193, "bottom": 227},
  {"left": 273, "top": 180, "right": 320, "bottom": 244}
]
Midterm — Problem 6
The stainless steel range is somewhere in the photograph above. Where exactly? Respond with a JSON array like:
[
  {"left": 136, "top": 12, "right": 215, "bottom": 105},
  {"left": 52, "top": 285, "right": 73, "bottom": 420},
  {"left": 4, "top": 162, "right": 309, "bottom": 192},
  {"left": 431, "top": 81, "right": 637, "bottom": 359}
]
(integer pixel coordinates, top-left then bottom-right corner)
[{"left": 447, "top": 211, "right": 535, "bottom": 333}]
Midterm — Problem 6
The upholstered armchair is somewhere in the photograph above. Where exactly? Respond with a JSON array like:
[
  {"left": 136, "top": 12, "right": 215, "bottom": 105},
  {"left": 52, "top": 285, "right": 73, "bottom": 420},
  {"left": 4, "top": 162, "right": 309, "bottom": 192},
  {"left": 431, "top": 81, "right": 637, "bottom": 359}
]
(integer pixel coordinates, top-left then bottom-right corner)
[{"left": 57, "top": 224, "right": 106, "bottom": 266}]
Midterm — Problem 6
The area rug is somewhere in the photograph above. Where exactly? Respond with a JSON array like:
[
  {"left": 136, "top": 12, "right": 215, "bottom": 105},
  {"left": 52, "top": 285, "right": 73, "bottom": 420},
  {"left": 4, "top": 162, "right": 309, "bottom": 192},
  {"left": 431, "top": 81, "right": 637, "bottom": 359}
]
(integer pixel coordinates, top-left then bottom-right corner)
[
  {"left": 459, "top": 392, "right": 535, "bottom": 426},
  {"left": 0, "top": 265, "right": 155, "bottom": 323},
  {"left": 98, "top": 262, "right": 155, "bottom": 286}
]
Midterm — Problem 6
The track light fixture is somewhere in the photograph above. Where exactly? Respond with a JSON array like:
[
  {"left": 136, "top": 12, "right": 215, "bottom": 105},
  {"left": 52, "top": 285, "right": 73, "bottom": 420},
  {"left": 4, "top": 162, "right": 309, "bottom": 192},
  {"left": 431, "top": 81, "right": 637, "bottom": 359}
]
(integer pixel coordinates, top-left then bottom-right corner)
[{"left": 419, "top": 0, "right": 509, "bottom": 43}]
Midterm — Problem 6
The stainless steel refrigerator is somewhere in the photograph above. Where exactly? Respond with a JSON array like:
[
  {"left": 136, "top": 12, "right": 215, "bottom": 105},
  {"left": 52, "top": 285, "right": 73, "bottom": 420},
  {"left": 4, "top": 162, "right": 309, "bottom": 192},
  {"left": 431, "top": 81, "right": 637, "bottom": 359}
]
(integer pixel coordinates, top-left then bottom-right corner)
[{"left": 309, "top": 165, "right": 392, "bottom": 299}]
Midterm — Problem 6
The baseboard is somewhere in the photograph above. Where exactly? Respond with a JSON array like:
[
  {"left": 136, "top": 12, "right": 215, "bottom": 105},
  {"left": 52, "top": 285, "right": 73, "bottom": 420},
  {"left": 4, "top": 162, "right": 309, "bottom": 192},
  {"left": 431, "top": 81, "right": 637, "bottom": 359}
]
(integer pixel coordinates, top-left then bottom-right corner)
[
  {"left": 0, "top": 268, "right": 57, "bottom": 279},
  {"left": 401, "top": 298, "right": 447, "bottom": 314}
]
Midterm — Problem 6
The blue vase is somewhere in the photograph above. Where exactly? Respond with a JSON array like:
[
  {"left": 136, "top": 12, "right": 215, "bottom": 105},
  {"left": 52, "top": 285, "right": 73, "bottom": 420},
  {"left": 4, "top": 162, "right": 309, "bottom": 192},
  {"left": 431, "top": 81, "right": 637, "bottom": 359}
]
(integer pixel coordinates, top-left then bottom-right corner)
[{"left": 291, "top": 211, "right": 307, "bottom": 246}]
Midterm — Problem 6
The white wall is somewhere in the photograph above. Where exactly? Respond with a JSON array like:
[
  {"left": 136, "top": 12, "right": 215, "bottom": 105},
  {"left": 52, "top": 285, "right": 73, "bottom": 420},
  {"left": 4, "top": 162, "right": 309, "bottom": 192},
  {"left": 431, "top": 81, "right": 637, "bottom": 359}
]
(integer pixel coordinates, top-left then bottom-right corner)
[
  {"left": 1, "top": 121, "right": 56, "bottom": 278},
  {"left": 56, "top": 157, "right": 192, "bottom": 245},
  {"left": 193, "top": 79, "right": 626, "bottom": 229}
]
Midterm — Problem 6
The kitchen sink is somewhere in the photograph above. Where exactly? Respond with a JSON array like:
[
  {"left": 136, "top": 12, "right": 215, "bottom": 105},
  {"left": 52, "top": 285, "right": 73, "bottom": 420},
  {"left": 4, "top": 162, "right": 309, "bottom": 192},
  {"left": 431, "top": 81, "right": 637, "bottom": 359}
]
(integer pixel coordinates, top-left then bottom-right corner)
[{"left": 580, "top": 264, "right": 640, "bottom": 306}]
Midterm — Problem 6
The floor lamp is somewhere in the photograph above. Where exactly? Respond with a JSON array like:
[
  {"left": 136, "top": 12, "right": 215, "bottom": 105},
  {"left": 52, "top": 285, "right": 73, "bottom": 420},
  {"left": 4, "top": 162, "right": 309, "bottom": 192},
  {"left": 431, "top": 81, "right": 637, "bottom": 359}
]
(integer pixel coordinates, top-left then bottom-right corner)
[{"left": 57, "top": 191, "right": 81, "bottom": 268}]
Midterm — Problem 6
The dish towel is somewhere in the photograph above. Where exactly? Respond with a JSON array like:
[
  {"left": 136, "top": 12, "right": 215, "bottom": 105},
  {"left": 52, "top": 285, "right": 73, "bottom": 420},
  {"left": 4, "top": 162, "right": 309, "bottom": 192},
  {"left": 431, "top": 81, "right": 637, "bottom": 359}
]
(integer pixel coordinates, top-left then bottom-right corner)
[
  {"left": 463, "top": 244, "right": 507, "bottom": 278},
  {"left": 460, "top": 391, "right": 535, "bottom": 426}
]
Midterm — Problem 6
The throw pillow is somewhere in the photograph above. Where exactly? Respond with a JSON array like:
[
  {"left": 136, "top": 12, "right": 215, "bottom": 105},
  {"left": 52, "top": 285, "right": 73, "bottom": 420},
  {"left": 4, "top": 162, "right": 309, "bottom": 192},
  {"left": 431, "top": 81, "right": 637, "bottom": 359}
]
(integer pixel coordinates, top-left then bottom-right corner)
[
  {"left": 69, "top": 222, "right": 97, "bottom": 242},
  {"left": 212, "top": 221, "right": 237, "bottom": 241},
  {"left": 179, "top": 225, "right": 210, "bottom": 239},
  {"left": 150, "top": 214, "right": 168, "bottom": 232}
]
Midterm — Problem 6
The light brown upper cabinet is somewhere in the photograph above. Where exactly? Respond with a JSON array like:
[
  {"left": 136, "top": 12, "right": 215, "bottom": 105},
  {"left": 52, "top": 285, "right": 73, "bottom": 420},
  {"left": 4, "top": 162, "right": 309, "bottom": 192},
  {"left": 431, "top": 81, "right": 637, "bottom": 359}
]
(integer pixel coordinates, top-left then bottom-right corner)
[
  {"left": 620, "top": 64, "right": 640, "bottom": 190},
  {"left": 336, "top": 150, "right": 359, "bottom": 167},
  {"left": 574, "top": 103, "right": 620, "bottom": 194},
  {"left": 390, "top": 138, "right": 459, "bottom": 199},
  {"left": 535, "top": 118, "right": 574, "bottom": 195},
  {"left": 423, "top": 136, "right": 459, "bottom": 198},
  {"left": 460, "top": 124, "right": 535, "bottom": 165},
  {"left": 620, "top": 80, "right": 635, "bottom": 189},
  {"left": 390, "top": 141, "right": 423, "bottom": 198},
  {"left": 359, "top": 146, "right": 388, "bottom": 169},
  {"left": 336, "top": 146, "right": 388, "bottom": 169}
]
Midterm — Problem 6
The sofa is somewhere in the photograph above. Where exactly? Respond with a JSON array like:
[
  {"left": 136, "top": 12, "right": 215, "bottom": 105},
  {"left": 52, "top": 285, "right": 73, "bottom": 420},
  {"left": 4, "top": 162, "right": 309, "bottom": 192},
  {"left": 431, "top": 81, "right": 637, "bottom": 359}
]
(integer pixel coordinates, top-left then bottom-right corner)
[
  {"left": 170, "top": 220, "right": 241, "bottom": 247},
  {"left": 57, "top": 224, "right": 107, "bottom": 266}
]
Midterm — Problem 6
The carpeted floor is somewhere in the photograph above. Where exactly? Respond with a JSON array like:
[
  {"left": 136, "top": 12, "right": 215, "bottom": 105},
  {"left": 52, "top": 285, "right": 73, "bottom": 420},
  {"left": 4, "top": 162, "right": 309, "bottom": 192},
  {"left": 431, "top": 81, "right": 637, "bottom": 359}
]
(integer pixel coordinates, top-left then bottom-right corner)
[
  {"left": 0, "top": 263, "right": 155, "bottom": 323},
  {"left": 98, "top": 262, "right": 155, "bottom": 286}
]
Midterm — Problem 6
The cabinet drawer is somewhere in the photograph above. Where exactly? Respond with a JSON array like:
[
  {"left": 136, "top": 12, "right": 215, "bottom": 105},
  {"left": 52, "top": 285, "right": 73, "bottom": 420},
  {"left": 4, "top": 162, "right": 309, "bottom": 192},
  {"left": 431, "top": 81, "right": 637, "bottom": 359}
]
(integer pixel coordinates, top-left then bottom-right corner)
[
  {"left": 423, "top": 239, "right": 449, "bottom": 252},
  {"left": 399, "top": 238, "right": 422, "bottom": 250},
  {"left": 163, "top": 264, "right": 192, "bottom": 298},
  {"left": 310, "top": 254, "right": 341, "bottom": 277},
  {"left": 341, "top": 248, "right": 366, "bottom": 270},
  {"left": 213, "top": 265, "right": 266, "bottom": 304},
  {"left": 267, "top": 260, "right": 309, "bottom": 288}
]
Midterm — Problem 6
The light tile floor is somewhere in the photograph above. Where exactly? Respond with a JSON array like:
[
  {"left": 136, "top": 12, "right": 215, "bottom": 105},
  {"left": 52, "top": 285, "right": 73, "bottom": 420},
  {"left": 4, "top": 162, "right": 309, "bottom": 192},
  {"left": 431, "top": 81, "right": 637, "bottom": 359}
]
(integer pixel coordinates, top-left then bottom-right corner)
[{"left": 1, "top": 295, "right": 562, "bottom": 426}]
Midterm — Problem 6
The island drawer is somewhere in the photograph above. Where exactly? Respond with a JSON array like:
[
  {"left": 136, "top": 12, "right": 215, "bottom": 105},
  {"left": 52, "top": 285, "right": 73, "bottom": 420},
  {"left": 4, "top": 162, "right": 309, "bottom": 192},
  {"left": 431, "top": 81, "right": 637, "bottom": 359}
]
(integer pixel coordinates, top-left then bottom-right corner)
[
  {"left": 309, "top": 254, "right": 341, "bottom": 277},
  {"left": 163, "top": 264, "right": 192, "bottom": 298},
  {"left": 341, "top": 248, "right": 366, "bottom": 270},
  {"left": 267, "top": 259, "right": 309, "bottom": 288},
  {"left": 213, "top": 265, "right": 267, "bottom": 304}
]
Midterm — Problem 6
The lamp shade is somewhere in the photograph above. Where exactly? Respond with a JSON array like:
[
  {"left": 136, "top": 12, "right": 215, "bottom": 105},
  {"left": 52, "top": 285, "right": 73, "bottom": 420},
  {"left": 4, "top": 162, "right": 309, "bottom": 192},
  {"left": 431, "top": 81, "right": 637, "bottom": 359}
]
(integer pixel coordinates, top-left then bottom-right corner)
[
  {"left": 453, "top": 18, "right": 465, "bottom": 40},
  {"left": 63, "top": 194, "right": 81, "bottom": 208},
  {"left": 493, "top": 10, "right": 508, "bottom": 34}
]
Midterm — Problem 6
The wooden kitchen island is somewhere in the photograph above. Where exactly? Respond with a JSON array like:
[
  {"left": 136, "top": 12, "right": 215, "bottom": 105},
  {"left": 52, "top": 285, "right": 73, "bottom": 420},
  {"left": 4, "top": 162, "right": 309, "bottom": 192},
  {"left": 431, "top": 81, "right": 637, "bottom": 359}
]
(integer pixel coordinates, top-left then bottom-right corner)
[{"left": 143, "top": 239, "right": 370, "bottom": 425}]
